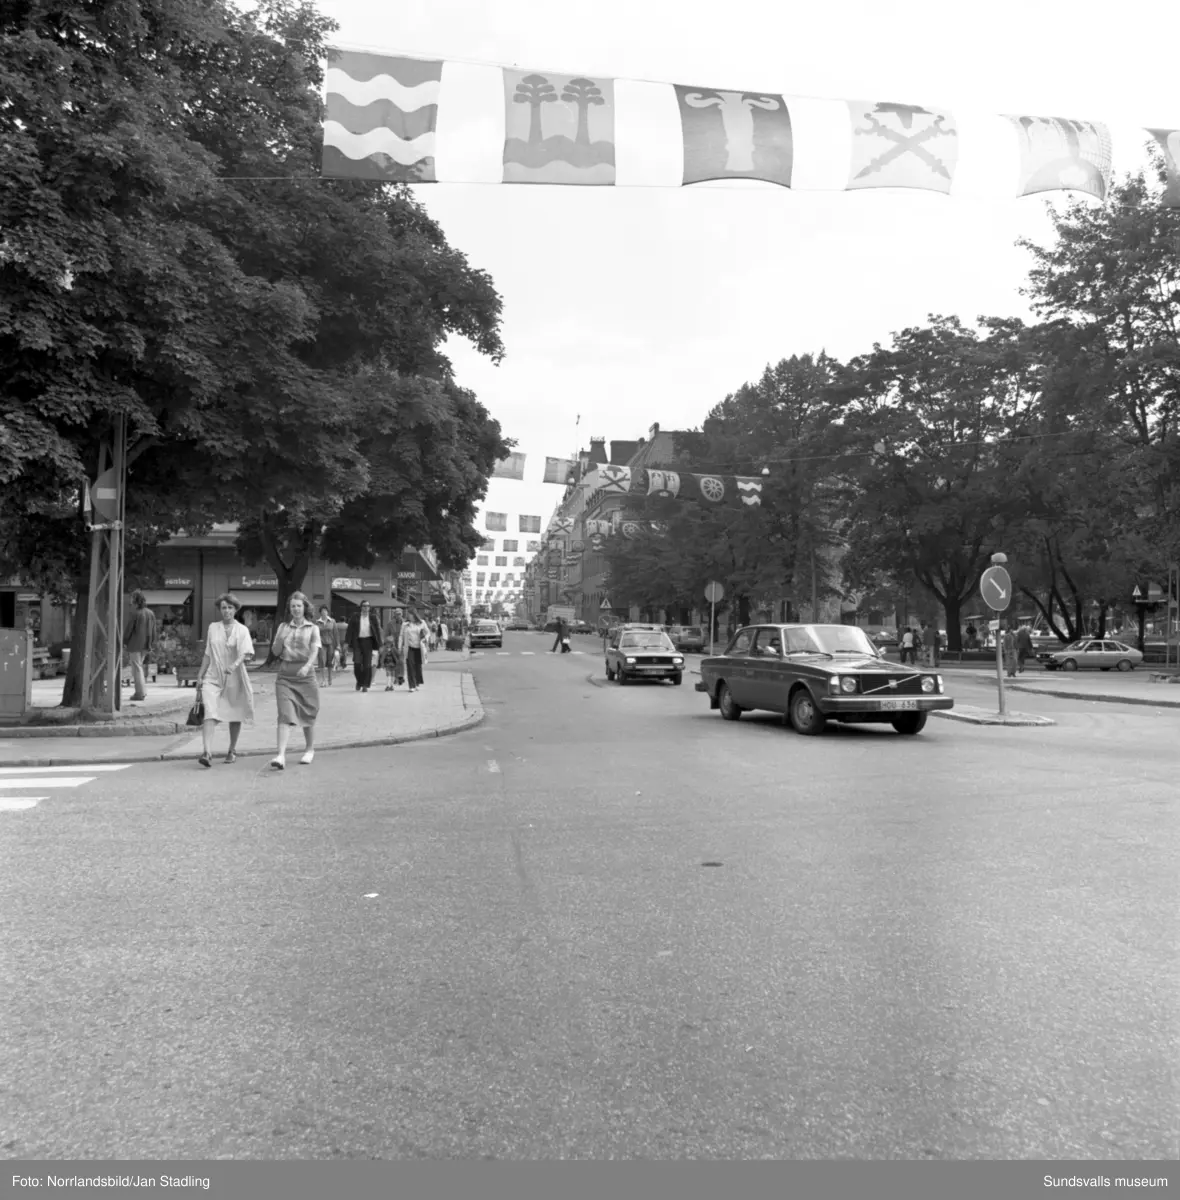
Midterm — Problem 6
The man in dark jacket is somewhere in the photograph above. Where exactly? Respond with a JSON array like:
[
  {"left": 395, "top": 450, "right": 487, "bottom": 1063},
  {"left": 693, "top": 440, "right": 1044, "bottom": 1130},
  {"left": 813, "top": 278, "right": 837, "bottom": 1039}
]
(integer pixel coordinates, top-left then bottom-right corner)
[
  {"left": 551, "top": 618, "right": 568, "bottom": 653},
  {"left": 123, "top": 590, "right": 157, "bottom": 701},
  {"left": 345, "top": 600, "right": 380, "bottom": 692},
  {"left": 1015, "top": 624, "right": 1034, "bottom": 673}
]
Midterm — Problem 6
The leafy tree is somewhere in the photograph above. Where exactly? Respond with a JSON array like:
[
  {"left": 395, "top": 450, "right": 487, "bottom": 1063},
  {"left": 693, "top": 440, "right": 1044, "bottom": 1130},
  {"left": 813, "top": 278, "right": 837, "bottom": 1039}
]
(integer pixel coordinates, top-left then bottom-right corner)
[{"left": 1, "top": 0, "right": 505, "bottom": 703}]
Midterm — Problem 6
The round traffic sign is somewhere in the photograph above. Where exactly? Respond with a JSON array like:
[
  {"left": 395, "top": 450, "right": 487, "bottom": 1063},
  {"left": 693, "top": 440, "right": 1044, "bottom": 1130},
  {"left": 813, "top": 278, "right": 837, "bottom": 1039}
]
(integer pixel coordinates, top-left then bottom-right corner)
[
  {"left": 704, "top": 580, "right": 724, "bottom": 603},
  {"left": 980, "top": 565, "right": 1012, "bottom": 612}
]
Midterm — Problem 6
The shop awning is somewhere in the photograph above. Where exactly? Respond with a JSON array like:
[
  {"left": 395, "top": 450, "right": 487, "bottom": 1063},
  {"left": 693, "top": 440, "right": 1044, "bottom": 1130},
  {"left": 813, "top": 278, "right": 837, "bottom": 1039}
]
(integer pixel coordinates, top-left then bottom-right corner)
[
  {"left": 141, "top": 589, "right": 192, "bottom": 606},
  {"left": 234, "top": 591, "right": 278, "bottom": 608},
  {"left": 333, "top": 590, "right": 403, "bottom": 607}
]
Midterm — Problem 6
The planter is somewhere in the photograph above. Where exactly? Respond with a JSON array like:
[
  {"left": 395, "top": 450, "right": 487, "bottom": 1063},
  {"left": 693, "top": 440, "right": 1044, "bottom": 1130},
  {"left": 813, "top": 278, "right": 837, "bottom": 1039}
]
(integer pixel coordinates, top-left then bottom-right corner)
[{"left": 174, "top": 666, "right": 201, "bottom": 688}]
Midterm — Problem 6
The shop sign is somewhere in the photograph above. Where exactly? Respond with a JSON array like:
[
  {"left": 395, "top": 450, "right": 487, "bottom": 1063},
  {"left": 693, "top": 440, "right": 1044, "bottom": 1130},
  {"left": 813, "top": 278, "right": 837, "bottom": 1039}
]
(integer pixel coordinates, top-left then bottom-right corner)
[
  {"left": 397, "top": 571, "right": 419, "bottom": 580},
  {"left": 164, "top": 576, "right": 193, "bottom": 588},
  {"left": 235, "top": 575, "right": 278, "bottom": 589},
  {"left": 332, "top": 577, "right": 385, "bottom": 591}
]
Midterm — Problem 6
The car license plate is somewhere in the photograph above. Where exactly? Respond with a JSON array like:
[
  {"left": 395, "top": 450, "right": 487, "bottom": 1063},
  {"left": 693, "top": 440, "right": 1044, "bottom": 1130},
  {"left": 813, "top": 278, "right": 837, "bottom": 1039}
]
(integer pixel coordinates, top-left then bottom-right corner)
[{"left": 880, "top": 699, "right": 918, "bottom": 711}]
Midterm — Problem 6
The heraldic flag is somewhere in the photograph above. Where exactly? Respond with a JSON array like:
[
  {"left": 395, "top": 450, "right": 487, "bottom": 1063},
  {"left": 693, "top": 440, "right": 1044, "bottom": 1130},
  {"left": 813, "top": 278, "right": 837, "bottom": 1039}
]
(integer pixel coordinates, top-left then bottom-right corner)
[
  {"left": 491, "top": 452, "right": 527, "bottom": 480},
  {"left": 484, "top": 512, "right": 507, "bottom": 531},
  {"left": 543, "top": 457, "right": 576, "bottom": 484},
  {"left": 323, "top": 50, "right": 441, "bottom": 182}
]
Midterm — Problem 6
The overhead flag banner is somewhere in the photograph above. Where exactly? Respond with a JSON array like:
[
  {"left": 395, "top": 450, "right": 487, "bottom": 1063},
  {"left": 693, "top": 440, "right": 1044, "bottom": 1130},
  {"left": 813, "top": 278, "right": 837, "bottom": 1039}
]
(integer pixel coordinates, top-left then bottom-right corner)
[
  {"left": 543, "top": 457, "right": 576, "bottom": 484},
  {"left": 646, "top": 469, "right": 681, "bottom": 498},
  {"left": 675, "top": 85, "right": 793, "bottom": 187},
  {"left": 485, "top": 512, "right": 507, "bottom": 531},
  {"left": 527, "top": 540, "right": 540, "bottom": 551},
  {"left": 847, "top": 101, "right": 958, "bottom": 193},
  {"left": 691, "top": 473, "right": 727, "bottom": 503},
  {"left": 1006, "top": 114, "right": 1112, "bottom": 200},
  {"left": 1147, "top": 128, "right": 1180, "bottom": 207},
  {"left": 735, "top": 477, "right": 764, "bottom": 506},
  {"left": 503, "top": 70, "right": 616, "bottom": 185},
  {"left": 322, "top": 50, "right": 441, "bottom": 181},
  {"left": 503, "top": 540, "right": 518, "bottom": 552},
  {"left": 492, "top": 452, "right": 527, "bottom": 480},
  {"left": 597, "top": 464, "right": 632, "bottom": 493},
  {"left": 519, "top": 515, "right": 542, "bottom": 532},
  {"left": 514, "top": 557, "right": 525, "bottom": 566}
]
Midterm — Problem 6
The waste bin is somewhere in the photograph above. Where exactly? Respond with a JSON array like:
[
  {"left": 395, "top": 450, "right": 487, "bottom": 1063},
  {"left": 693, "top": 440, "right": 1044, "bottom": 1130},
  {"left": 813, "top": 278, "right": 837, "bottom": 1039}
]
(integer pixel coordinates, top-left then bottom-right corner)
[{"left": 0, "top": 628, "right": 35, "bottom": 719}]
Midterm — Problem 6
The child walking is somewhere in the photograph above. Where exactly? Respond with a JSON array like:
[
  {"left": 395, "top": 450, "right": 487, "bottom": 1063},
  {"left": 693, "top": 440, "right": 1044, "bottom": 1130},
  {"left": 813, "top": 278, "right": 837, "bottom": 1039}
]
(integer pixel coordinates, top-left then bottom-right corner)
[{"left": 381, "top": 630, "right": 401, "bottom": 691}]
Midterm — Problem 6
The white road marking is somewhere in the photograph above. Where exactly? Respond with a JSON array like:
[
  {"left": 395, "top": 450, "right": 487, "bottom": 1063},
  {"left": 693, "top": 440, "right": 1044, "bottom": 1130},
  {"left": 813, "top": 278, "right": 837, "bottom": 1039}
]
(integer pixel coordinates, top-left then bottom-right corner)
[
  {"left": 0, "top": 764, "right": 131, "bottom": 775},
  {"left": 0, "top": 777, "right": 96, "bottom": 789},
  {"left": 496, "top": 652, "right": 510, "bottom": 656},
  {"left": 0, "top": 798, "right": 45, "bottom": 811},
  {"left": 487, "top": 759, "right": 501, "bottom": 773},
  {"left": 521, "top": 651, "right": 535, "bottom": 655}
]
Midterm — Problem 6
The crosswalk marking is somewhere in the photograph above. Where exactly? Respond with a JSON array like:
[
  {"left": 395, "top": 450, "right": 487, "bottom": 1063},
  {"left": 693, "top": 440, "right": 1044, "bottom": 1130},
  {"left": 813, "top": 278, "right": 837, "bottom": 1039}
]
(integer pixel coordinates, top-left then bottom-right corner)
[
  {"left": 0, "top": 764, "right": 131, "bottom": 812},
  {"left": 0, "top": 764, "right": 132, "bottom": 775},
  {"left": 521, "top": 651, "right": 535, "bottom": 655}
]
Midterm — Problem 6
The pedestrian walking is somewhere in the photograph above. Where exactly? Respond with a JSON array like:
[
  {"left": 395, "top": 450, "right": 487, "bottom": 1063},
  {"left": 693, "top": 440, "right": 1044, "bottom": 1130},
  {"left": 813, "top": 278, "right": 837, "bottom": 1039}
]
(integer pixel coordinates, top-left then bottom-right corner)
[
  {"left": 551, "top": 617, "right": 568, "bottom": 654},
  {"left": 384, "top": 609, "right": 406, "bottom": 685},
  {"left": 345, "top": 600, "right": 379, "bottom": 692},
  {"left": 269, "top": 591, "right": 321, "bottom": 769},
  {"left": 400, "top": 606, "right": 431, "bottom": 693},
  {"left": 380, "top": 627, "right": 401, "bottom": 690},
  {"left": 315, "top": 605, "right": 337, "bottom": 686},
  {"left": 122, "top": 589, "right": 157, "bottom": 702},
  {"left": 899, "top": 627, "right": 916, "bottom": 665},
  {"left": 1015, "top": 624, "right": 1033, "bottom": 673},
  {"left": 195, "top": 593, "right": 255, "bottom": 768},
  {"left": 1003, "top": 625, "right": 1018, "bottom": 677}
]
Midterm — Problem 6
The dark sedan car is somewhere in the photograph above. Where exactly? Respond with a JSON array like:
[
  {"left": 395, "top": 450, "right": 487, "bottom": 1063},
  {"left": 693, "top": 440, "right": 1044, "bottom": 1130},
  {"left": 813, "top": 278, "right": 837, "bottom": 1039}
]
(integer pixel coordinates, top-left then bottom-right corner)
[
  {"left": 695, "top": 623, "right": 953, "bottom": 735},
  {"left": 665, "top": 624, "right": 706, "bottom": 653},
  {"left": 469, "top": 620, "right": 503, "bottom": 649}
]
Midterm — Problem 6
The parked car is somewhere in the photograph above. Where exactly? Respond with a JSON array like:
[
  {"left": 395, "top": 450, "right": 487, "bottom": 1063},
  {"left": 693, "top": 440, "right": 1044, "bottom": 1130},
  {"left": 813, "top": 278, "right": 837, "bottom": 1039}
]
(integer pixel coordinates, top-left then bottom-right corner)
[
  {"left": 695, "top": 623, "right": 952, "bottom": 735},
  {"left": 605, "top": 628, "right": 685, "bottom": 685},
  {"left": 572, "top": 620, "right": 594, "bottom": 634},
  {"left": 869, "top": 629, "right": 899, "bottom": 648},
  {"left": 469, "top": 620, "right": 503, "bottom": 649},
  {"left": 504, "top": 619, "right": 529, "bottom": 631},
  {"left": 1040, "top": 638, "right": 1143, "bottom": 672},
  {"left": 665, "top": 624, "right": 706, "bottom": 653}
]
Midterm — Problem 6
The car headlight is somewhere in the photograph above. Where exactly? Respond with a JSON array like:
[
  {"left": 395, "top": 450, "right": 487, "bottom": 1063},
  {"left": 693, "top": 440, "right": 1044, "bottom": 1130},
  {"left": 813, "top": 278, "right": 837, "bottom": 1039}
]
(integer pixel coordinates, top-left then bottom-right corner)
[
  {"left": 840, "top": 676, "right": 857, "bottom": 693},
  {"left": 936, "top": 674, "right": 943, "bottom": 693},
  {"left": 921, "top": 676, "right": 935, "bottom": 693},
  {"left": 673, "top": 656, "right": 683, "bottom": 664},
  {"left": 626, "top": 657, "right": 636, "bottom": 664}
]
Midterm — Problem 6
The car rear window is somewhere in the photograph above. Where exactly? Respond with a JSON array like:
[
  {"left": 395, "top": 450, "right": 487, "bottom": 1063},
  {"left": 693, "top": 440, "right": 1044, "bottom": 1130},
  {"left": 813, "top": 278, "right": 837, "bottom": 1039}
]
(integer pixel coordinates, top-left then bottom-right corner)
[{"left": 677, "top": 627, "right": 702, "bottom": 637}]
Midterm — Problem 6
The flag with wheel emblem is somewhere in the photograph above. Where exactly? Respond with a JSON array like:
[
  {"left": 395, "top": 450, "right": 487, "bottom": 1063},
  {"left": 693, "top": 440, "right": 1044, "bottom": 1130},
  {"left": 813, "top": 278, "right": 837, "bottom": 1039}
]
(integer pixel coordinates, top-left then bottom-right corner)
[
  {"left": 323, "top": 50, "right": 442, "bottom": 182},
  {"left": 734, "top": 477, "right": 763, "bottom": 506},
  {"left": 598, "top": 464, "right": 631, "bottom": 493},
  {"left": 646, "top": 468, "right": 681, "bottom": 498},
  {"left": 692, "top": 474, "right": 727, "bottom": 503},
  {"left": 846, "top": 101, "right": 959, "bottom": 193},
  {"left": 622, "top": 521, "right": 640, "bottom": 538}
]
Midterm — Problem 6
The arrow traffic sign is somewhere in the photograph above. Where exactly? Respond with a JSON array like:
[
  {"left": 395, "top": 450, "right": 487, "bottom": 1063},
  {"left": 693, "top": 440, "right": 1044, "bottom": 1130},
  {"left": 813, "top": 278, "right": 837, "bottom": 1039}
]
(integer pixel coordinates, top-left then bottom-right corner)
[{"left": 980, "top": 565, "right": 1012, "bottom": 612}]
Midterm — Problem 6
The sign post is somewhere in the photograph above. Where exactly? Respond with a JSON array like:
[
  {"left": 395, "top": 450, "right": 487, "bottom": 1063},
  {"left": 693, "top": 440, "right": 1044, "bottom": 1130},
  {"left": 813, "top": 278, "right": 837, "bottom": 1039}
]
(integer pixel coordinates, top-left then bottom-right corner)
[
  {"left": 980, "top": 555, "right": 1012, "bottom": 716},
  {"left": 704, "top": 581, "right": 724, "bottom": 656}
]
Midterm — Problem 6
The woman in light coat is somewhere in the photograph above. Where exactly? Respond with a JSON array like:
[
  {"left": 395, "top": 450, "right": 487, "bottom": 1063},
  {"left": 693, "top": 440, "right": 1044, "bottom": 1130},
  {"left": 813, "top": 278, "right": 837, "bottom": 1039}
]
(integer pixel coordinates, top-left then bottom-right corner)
[
  {"left": 195, "top": 593, "right": 255, "bottom": 768},
  {"left": 399, "top": 607, "right": 431, "bottom": 693},
  {"left": 270, "top": 591, "right": 322, "bottom": 769}
]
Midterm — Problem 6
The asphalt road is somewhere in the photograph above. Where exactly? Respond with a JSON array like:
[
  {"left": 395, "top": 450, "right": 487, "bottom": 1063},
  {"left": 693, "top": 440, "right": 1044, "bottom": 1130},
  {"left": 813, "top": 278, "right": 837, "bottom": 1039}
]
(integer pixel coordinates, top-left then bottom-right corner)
[{"left": 2, "top": 633, "right": 1176, "bottom": 1159}]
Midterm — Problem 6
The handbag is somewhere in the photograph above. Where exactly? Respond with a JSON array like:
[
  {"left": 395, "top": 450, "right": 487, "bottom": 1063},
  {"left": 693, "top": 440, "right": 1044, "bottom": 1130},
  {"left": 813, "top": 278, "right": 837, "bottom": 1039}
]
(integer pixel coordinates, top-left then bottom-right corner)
[{"left": 186, "top": 697, "right": 205, "bottom": 727}]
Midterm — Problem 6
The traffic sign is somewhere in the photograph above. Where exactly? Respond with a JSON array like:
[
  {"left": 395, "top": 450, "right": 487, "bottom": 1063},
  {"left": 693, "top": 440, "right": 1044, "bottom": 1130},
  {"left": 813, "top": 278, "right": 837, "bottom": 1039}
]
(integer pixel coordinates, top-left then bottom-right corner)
[
  {"left": 980, "top": 565, "right": 1011, "bottom": 612},
  {"left": 1131, "top": 585, "right": 1142, "bottom": 600},
  {"left": 704, "top": 580, "right": 724, "bottom": 603}
]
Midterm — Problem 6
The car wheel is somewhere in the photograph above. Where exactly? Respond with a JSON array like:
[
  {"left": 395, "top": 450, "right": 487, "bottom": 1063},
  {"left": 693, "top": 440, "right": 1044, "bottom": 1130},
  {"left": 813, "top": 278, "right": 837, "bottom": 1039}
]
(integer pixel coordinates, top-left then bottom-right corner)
[
  {"left": 671, "top": 673, "right": 682, "bottom": 685},
  {"left": 618, "top": 669, "right": 628, "bottom": 686},
  {"left": 1062, "top": 658, "right": 1078, "bottom": 671},
  {"left": 605, "top": 663, "right": 615, "bottom": 680},
  {"left": 789, "top": 688, "right": 825, "bottom": 736},
  {"left": 891, "top": 712, "right": 928, "bottom": 735},
  {"left": 718, "top": 682, "right": 741, "bottom": 720},
  {"left": 1116, "top": 659, "right": 1134, "bottom": 672}
]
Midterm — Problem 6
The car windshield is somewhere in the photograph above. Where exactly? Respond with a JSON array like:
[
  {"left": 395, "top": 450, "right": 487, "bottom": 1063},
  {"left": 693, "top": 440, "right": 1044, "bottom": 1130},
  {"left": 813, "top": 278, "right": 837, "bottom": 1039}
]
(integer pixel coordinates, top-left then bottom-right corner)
[
  {"left": 1062, "top": 640, "right": 1089, "bottom": 651},
  {"left": 476, "top": 623, "right": 498, "bottom": 632},
  {"left": 809, "top": 626, "right": 880, "bottom": 656},
  {"left": 621, "top": 634, "right": 674, "bottom": 651},
  {"left": 676, "top": 627, "right": 702, "bottom": 637}
]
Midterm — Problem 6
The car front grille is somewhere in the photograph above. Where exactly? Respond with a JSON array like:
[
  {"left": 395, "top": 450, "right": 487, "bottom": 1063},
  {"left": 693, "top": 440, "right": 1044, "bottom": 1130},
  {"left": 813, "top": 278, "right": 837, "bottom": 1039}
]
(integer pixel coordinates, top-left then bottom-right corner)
[
  {"left": 635, "top": 656, "right": 676, "bottom": 666},
  {"left": 857, "top": 673, "right": 925, "bottom": 696}
]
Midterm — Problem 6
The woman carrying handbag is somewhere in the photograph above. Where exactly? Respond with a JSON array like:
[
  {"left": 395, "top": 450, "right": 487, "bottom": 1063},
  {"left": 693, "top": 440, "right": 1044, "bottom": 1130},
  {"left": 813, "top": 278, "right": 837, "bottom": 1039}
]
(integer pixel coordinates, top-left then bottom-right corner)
[{"left": 194, "top": 593, "right": 255, "bottom": 768}]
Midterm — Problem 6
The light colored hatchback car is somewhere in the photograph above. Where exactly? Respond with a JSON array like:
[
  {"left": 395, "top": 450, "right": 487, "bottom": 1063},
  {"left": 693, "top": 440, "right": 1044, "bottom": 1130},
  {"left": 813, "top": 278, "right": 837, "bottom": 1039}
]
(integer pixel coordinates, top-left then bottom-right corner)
[{"left": 1041, "top": 639, "right": 1144, "bottom": 672}]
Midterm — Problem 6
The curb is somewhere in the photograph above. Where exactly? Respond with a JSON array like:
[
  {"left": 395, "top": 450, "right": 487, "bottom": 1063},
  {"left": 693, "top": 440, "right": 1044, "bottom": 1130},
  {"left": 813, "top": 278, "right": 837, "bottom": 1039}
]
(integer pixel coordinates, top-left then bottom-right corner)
[
  {"left": 0, "top": 673, "right": 486, "bottom": 768},
  {"left": 950, "top": 675, "right": 1180, "bottom": 710},
  {"left": 932, "top": 706, "right": 1056, "bottom": 727}
]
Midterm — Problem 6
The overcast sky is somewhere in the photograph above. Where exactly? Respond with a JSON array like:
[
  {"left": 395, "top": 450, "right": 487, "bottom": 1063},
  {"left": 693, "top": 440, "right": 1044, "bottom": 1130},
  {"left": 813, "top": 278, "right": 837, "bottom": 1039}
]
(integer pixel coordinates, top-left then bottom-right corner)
[{"left": 319, "top": 0, "right": 1179, "bottom": 543}]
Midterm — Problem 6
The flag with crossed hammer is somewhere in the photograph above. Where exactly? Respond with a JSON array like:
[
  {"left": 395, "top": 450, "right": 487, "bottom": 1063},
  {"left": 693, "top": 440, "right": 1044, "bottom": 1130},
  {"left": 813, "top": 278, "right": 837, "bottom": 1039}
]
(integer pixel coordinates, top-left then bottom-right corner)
[{"left": 846, "top": 101, "right": 959, "bottom": 194}]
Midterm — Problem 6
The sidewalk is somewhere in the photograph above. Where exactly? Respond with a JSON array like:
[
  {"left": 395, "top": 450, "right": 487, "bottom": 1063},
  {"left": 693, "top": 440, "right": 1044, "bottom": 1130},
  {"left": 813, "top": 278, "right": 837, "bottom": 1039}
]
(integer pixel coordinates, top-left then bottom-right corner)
[
  {"left": 0, "top": 653, "right": 481, "bottom": 766},
  {"left": 942, "top": 666, "right": 1180, "bottom": 709}
]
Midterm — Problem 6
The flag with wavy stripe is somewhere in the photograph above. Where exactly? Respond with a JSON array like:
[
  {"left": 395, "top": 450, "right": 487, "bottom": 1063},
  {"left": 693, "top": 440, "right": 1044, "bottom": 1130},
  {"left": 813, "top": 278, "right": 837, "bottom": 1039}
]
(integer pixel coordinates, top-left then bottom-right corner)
[{"left": 323, "top": 50, "right": 441, "bottom": 181}]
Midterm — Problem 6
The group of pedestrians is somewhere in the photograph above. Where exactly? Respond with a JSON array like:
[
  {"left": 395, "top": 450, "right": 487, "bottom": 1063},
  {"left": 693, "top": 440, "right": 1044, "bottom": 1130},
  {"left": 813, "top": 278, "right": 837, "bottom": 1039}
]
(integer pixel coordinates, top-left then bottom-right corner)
[
  {"left": 1002, "top": 623, "right": 1034, "bottom": 676},
  {"left": 192, "top": 593, "right": 438, "bottom": 771}
]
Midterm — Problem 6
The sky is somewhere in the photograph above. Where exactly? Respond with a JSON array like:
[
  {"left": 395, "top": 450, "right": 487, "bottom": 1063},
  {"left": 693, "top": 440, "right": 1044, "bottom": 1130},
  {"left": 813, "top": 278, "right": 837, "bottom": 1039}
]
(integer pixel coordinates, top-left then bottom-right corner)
[{"left": 318, "top": 0, "right": 1180, "bottom": 553}]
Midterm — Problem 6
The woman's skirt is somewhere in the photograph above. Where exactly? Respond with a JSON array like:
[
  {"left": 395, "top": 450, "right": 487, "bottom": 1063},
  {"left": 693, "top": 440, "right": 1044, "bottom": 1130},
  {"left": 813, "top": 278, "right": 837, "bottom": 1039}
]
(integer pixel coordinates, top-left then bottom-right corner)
[
  {"left": 201, "top": 665, "right": 254, "bottom": 724},
  {"left": 275, "top": 661, "right": 320, "bottom": 726}
]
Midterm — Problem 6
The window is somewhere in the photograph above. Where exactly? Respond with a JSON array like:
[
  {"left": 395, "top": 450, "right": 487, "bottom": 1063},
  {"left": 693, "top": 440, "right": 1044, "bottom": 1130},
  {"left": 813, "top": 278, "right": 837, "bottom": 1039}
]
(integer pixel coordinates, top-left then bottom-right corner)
[
  {"left": 726, "top": 628, "right": 755, "bottom": 656},
  {"left": 785, "top": 628, "right": 822, "bottom": 654},
  {"left": 752, "top": 628, "right": 782, "bottom": 657}
]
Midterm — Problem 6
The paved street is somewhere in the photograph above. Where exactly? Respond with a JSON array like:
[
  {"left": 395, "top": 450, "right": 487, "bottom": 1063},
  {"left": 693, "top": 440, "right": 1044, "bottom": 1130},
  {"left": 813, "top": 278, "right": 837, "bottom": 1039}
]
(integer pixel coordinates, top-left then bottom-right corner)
[{"left": 1, "top": 632, "right": 1176, "bottom": 1159}]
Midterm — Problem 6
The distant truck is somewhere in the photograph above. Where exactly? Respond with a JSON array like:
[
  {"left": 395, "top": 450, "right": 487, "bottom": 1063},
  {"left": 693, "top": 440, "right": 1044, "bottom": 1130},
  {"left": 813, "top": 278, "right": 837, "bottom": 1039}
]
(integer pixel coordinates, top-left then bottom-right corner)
[{"left": 546, "top": 605, "right": 575, "bottom": 627}]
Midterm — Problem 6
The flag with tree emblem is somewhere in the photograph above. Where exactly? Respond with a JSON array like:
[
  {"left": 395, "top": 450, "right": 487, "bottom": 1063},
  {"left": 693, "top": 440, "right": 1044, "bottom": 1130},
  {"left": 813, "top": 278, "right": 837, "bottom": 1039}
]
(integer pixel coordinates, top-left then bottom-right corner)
[
  {"left": 846, "top": 102, "right": 958, "bottom": 193},
  {"left": 675, "top": 85, "right": 793, "bottom": 187},
  {"left": 503, "top": 70, "right": 616, "bottom": 185},
  {"left": 323, "top": 50, "right": 442, "bottom": 182}
]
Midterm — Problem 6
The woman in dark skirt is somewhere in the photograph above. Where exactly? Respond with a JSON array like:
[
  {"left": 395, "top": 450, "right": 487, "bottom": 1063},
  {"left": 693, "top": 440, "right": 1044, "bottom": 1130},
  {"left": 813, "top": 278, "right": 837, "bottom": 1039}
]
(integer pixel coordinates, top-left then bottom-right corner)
[{"left": 270, "top": 590, "right": 322, "bottom": 769}]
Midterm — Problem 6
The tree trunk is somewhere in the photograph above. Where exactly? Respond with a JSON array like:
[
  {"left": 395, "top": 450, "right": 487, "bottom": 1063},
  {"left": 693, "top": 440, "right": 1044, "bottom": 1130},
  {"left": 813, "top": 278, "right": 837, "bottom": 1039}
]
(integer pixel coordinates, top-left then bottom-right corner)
[
  {"left": 943, "top": 592, "right": 963, "bottom": 652},
  {"left": 737, "top": 593, "right": 751, "bottom": 626},
  {"left": 59, "top": 573, "right": 92, "bottom": 708},
  {"left": 257, "top": 514, "right": 317, "bottom": 664}
]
